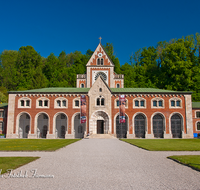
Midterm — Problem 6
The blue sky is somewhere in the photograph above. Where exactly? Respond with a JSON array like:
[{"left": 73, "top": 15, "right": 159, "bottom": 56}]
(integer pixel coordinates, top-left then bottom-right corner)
[{"left": 1, "top": 0, "right": 200, "bottom": 65}]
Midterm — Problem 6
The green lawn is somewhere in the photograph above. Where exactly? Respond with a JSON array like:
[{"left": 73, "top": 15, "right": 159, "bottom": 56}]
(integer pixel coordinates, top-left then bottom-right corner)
[
  {"left": 0, "top": 139, "right": 80, "bottom": 151},
  {"left": 121, "top": 139, "right": 200, "bottom": 151},
  {"left": 0, "top": 157, "right": 40, "bottom": 174},
  {"left": 168, "top": 155, "right": 200, "bottom": 171}
]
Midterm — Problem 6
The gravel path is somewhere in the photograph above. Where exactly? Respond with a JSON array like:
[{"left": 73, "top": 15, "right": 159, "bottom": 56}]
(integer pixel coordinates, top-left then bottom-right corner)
[{"left": 0, "top": 139, "right": 200, "bottom": 190}]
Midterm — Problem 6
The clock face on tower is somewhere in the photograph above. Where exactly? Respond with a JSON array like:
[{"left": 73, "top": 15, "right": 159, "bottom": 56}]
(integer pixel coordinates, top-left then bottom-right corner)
[{"left": 98, "top": 53, "right": 102, "bottom": 57}]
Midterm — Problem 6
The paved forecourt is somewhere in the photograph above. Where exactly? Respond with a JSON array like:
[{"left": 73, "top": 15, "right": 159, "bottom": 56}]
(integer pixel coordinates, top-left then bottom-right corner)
[{"left": 0, "top": 139, "right": 200, "bottom": 190}]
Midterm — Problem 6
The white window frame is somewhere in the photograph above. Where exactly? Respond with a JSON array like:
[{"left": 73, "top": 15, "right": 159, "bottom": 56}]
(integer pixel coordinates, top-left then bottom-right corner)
[
  {"left": 196, "top": 121, "right": 200, "bottom": 131},
  {"left": 133, "top": 98, "right": 146, "bottom": 109},
  {"left": 54, "top": 98, "right": 68, "bottom": 108},
  {"left": 0, "top": 111, "right": 4, "bottom": 118},
  {"left": 18, "top": 97, "right": 32, "bottom": 108},
  {"left": 115, "top": 98, "right": 128, "bottom": 109},
  {"left": 73, "top": 97, "right": 80, "bottom": 109},
  {"left": 96, "top": 96, "right": 106, "bottom": 107},
  {"left": 151, "top": 98, "right": 165, "bottom": 109},
  {"left": 36, "top": 97, "right": 50, "bottom": 108},
  {"left": 195, "top": 110, "right": 200, "bottom": 118},
  {"left": 169, "top": 98, "right": 182, "bottom": 109}
]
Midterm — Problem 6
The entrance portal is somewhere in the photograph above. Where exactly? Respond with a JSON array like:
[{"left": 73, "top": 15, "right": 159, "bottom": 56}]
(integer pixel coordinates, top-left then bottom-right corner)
[{"left": 97, "top": 120, "right": 104, "bottom": 134}]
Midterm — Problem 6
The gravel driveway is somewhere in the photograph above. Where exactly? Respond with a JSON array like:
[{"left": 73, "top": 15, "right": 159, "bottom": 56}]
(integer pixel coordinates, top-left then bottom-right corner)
[{"left": 0, "top": 139, "right": 200, "bottom": 190}]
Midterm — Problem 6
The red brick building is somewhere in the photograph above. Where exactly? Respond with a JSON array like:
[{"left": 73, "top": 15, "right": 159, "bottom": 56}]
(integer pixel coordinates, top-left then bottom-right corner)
[{"left": 6, "top": 42, "right": 196, "bottom": 138}]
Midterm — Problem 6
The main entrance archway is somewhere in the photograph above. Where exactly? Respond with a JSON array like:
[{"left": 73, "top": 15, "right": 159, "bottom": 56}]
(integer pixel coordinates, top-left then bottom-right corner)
[
  {"left": 90, "top": 111, "right": 110, "bottom": 134},
  {"left": 153, "top": 114, "right": 164, "bottom": 138},
  {"left": 74, "top": 113, "right": 86, "bottom": 138},
  {"left": 56, "top": 113, "right": 67, "bottom": 138},
  {"left": 37, "top": 113, "right": 49, "bottom": 138},
  {"left": 134, "top": 114, "right": 146, "bottom": 138}
]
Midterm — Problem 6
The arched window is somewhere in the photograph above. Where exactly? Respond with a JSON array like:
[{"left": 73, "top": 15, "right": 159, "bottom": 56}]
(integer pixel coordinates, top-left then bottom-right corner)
[
  {"left": 197, "top": 122, "right": 200, "bottom": 131},
  {"left": 39, "top": 100, "right": 43, "bottom": 107},
  {"left": 171, "top": 114, "right": 182, "bottom": 138},
  {"left": 96, "top": 97, "right": 105, "bottom": 106},
  {"left": 116, "top": 84, "right": 120, "bottom": 88},
  {"left": 170, "top": 98, "right": 182, "bottom": 108},
  {"left": 153, "top": 114, "right": 164, "bottom": 138},
  {"left": 97, "top": 98, "right": 100, "bottom": 106},
  {"left": 57, "top": 100, "right": 61, "bottom": 107},
  {"left": 81, "top": 83, "right": 84, "bottom": 88},
  {"left": 99, "top": 88, "right": 102, "bottom": 92},
  {"left": 21, "top": 100, "right": 24, "bottom": 106},
  {"left": 152, "top": 98, "right": 164, "bottom": 108},
  {"left": 95, "top": 72, "right": 107, "bottom": 81},
  {"left": 73, "top": 98, "right": 80, "bottom": 108},
  {"left": 101, "top": 98, "right": 104, "bottom": 106},
  {"left": 18, "top": 98, "right": 31, "bottom": 108},
  {"left": 101, "top": 58, "right": 103, "bottom": 65},
  {"left": 37, "top": 98, "right": 49, "bottom": 108},
  {"left": 97, "top": 58, "right": 100, "bottom": 65},
  {"left": 135, "top": 114, "right": 145, "bottom": 138},
  {"left": 133, "top": 98, "right": 146, "bottom": 108}
]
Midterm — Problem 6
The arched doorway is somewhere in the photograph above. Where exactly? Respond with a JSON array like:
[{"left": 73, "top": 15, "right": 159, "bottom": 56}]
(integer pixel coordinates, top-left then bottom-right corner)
[
  {"left": 90, "top": 111, "right": 110, "bottom": 135},
  {"left": 56, "top": 114, "right": 67, "bottom": 138},
  {"left": 19, "top": 113, "right": 30, "bottom": 138},
  {"left": 116, "top": 114, "right": 128, "bottom": 138},
  {"left": 171, "top": 114, "right": 182, "bottom": 138},
  {"left": 37, "top": 113, "right": 49, "bottom": 138},
  {"left": 74, "top": 113, "right": 85, "bottom": 138},
  {"left": 135, "top": 114, "right": 145, "bottom": 138},
  {"left": 153, "top": 114, "right": 164, "bottom": 138}
]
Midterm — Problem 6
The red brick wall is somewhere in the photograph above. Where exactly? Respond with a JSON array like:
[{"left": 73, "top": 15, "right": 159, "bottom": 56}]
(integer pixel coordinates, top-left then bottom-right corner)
[
  {"left": 111, "top": 95, "right": 186, "bottom": 135},
  {"left": 0, "top": 107, "right": 7, "bottom": 135},
  {"left": 13, "top": 95, "right": 89, "bottom": 135}
]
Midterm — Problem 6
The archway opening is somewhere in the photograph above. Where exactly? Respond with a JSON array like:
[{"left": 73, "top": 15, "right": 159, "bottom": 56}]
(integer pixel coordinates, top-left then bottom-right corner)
[
  {"left": 19, "top": 113, "right": 30, "bottom": 138},
  {"left": 153, "top": 114, "right": 164, "bottom": 138},
  {"left": 56, "top": 114, "right": 67, "bottom": 138},
  {"left": 171, "top": 114, "right": 182, "bottom": 138},
  {"left": 74, "top": 113, "right": 85, "bottom": 138},
  {"left": 135, "top": 114, "right": 145, "bottom": 138},
  {"left": 37, "top": 113, "right": 49, "bottom": 138},
  {"left": 116, "top": 115, "right": 128, "bottom": 138}
]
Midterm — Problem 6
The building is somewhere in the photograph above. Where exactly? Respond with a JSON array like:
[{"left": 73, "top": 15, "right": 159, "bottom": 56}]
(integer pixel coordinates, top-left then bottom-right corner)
[{"left": 6, "top": 41, "right": 198, "bottom": 139}]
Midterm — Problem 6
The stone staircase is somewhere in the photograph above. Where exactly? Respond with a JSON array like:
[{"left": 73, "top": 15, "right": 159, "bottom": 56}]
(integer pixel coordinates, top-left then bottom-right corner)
[{"left": 86, "top": 134, "right": 117, "bottom": 139}]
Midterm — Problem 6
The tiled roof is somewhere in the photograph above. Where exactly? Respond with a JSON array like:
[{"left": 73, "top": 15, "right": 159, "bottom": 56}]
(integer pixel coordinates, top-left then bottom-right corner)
[
  {"left": 0, "top": 103, "right": 8, "bottom": 108},
  {"left": 9, "top": 88, "right": 90, "bottom": 93},
  {"left": 9, "top": 87, "right": 192, "bottom": 94},
  {"left": 110, "top": 88, "right": 192, "bottom": 94},
  {"left": 192, "top": 102, "right": 200, "bottom": 108}
]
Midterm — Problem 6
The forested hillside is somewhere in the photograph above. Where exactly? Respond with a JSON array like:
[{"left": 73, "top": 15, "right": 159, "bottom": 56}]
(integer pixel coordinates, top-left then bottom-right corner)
[{"left": 0, "top": 33, "right": 200, "bottom": 103}]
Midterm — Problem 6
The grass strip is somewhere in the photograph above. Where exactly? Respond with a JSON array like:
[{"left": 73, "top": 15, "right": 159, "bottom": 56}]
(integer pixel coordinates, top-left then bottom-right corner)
[
  {"left": 0, "top": 157, "right": 40, "bottom": 174},
  {"left": 168, "top": 155, "right": 200, "bottom": 172},
  {"left": 121, "top": 139, "right": 200, "bottom": 151},
  {"left": 0, "top": 139, "right": 80, "bottom": 151}
]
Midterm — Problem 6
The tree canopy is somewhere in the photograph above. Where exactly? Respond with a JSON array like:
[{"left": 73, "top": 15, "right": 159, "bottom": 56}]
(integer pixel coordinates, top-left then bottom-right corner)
[{"left": 0, "top": 33, "right": 200, "bottom": 103}]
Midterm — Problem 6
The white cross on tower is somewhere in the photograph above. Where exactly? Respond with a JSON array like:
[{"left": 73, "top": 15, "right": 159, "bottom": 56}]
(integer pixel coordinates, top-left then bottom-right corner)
[{"left": 99, "top": 37, "right": 102, "bottom": 43}]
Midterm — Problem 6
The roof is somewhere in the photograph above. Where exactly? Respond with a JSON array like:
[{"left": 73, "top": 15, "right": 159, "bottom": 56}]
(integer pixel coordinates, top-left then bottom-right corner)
[
  {"left": 0, "top": 103, "right": 8, "bottom": 108},
  {"left": 9, "top": 88, "right": 90, "bottom": 94},
  {"left": 110, "top": 88, "right": 192, "bottom": 94},
  {"left": 9, "top": 87, "right": 192, "bottom": 94},
  {"left": 192, "top": 102, "right": 200, "bottom": 109}
]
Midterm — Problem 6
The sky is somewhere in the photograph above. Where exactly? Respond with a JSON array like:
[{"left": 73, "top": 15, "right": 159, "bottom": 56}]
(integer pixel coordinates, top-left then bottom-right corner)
[{"left": 1, "top": 0, "right": 200, "bottom": 65}]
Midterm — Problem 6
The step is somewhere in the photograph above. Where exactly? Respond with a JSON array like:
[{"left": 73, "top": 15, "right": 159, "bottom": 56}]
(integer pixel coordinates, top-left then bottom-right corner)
[{"left": 87, "top": 134, "right": 117, "bottom": 139}]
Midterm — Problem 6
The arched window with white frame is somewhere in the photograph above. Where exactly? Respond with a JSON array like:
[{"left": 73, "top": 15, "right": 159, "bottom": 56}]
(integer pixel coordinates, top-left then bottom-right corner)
[
  {"left": 73, "top": 97, "right": 80, "bottom": 108},
  {"left": 54, "top": 98, "right": 68, "bottom": 108},
  {"left": 115, "top": 98, "right": 128, "bottom": 109},
  {"left": 169, "top": 98, "right": 182, "bottom": 108},
  {"left": 18, "top": 97, "right": 31, "bottom": 108},
  {"left": 133, "top": 98, "right": 146, "bottom": 108},
  {"left": 151, "top": 98, "right": 164, "bottom": 108},
  {"left": 36, "top": 98, "right": 50, "bottom": 108}
]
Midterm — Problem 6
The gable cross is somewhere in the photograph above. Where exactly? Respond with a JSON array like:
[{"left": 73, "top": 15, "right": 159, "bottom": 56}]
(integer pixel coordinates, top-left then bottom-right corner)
[{"left": 99, "top": 37, "right": 102, "bottom": 43}]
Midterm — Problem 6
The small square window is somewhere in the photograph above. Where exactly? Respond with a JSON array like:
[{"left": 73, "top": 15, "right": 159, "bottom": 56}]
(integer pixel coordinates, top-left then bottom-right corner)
[
  {"left": 140, "top": 100, "right": 144, "bottom": 107},
  {"left": 135, "top": 100, "right": 139, "bottom": 107},
  {"left": 62, "top": 100, "right": 66, "bottom": 107},
  {"left": 44, "top": 100, "right": 48, "bottom": 107},
  {"left": 153, "top": 101, "right": 157, "bottom": 107},
  {"left": 171, "top": 100, "right": 175, "bottom": 107},
  {"left": 21, "top": 100, "right": 24, "bottom": 106},
  {"left": 158, "top": 100, "right": 163, "bottom": 107},
  {"left": 196, "top": 112, "right": 200, "bottom": 118},
  {"left": 26, "top": 100, "right": 30, "bottom": 107},
  {"left": 116, "top": 100, "right": 119, "bottom": 107},
  {"left": 39, "top": 100, "right": 43, "bottom": 107},
  {"left": 176, "top": 100, "right": 180, "bottom": 107},
  {"left": 75, "top": 100, "right": 79, "bottom": 107}
]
